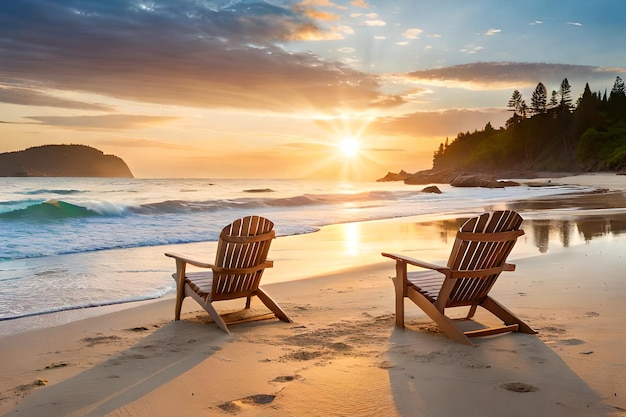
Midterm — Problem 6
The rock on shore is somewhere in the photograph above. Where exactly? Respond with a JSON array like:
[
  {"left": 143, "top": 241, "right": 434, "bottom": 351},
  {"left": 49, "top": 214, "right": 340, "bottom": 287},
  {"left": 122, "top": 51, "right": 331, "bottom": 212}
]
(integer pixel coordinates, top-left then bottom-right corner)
[{"left": 378, "top": 169, "right": 537, "bottom": 188}]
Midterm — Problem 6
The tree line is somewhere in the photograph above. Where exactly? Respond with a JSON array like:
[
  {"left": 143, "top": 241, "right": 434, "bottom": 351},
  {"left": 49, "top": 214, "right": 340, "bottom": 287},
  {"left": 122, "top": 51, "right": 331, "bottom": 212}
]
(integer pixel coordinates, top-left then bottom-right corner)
[{"left": 432, "top": 76, "right": 626, "bottom": 172}]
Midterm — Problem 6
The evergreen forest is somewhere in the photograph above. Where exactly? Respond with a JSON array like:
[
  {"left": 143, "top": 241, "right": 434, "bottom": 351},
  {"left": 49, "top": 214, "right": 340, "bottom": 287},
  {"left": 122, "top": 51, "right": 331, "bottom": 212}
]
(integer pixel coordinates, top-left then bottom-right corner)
[{"left": 432, "top": 76, "right": 626, "bottom": 172}]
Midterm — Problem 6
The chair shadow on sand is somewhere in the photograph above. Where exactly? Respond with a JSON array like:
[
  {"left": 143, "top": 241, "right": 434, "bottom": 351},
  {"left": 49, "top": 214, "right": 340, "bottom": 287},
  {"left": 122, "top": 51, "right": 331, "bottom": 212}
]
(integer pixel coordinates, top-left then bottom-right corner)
[
  {"left": 385, "top": 321, "right": 616, "bottom": 417},
  {"left": 1, "top": 303, "right": 283, "bottom": 417}
]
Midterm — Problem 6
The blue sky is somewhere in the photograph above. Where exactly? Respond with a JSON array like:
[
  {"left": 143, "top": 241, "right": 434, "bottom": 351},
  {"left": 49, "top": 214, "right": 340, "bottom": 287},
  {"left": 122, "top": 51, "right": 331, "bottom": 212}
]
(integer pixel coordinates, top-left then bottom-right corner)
[{"left": 1, "top": 0, "right": 625, "bottom": 178}]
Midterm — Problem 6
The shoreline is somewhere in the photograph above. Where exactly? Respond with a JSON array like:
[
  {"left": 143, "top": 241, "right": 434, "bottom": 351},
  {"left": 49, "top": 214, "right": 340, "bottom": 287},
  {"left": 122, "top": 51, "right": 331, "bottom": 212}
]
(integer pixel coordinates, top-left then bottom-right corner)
[
  {"left": 1, "top": 173, "right": 624, "bottom": 339},
  {"left": 1, "top": 173, "right": 626, "bottom": 416},
  {"left": 0, "top": 173, "right": 626, "bottom": 337}
]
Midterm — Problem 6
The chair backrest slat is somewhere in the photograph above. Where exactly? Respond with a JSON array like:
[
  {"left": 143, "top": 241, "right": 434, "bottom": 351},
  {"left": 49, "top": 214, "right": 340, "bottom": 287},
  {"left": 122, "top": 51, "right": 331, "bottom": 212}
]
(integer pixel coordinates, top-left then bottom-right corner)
[
  {"left": 212, "top": 216, "right": 275, "bottom": 299},
  {"left": 445, "top": 211, "right": 523, "bottom": 308}
]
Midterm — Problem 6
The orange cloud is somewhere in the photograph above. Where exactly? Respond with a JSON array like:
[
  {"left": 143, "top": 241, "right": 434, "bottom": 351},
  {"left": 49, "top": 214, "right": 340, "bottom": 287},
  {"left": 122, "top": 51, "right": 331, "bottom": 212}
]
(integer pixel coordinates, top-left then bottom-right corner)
[{"left": 350, "top": 0, "right": 369, "bottom": 8}]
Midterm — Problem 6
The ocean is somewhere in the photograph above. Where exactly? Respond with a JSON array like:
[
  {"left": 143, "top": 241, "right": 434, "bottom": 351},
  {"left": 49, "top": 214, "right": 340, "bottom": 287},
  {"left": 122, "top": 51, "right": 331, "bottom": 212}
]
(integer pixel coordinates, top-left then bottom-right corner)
[{"left": 0, "top": 177, "right": 594, "bottom": 329}]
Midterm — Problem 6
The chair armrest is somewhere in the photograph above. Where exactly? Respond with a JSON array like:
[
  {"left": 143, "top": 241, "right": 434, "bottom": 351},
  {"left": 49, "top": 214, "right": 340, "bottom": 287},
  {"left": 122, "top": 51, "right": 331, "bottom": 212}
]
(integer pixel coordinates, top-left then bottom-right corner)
[
  {"left": 382, "top": 252, "right": 450, "bottom": 273},
  {"left": 503, "top": 262, "right": 516, "bottom": 271},
  {"left": 164, "top": 252, "right": 214, "bottom": 269}
]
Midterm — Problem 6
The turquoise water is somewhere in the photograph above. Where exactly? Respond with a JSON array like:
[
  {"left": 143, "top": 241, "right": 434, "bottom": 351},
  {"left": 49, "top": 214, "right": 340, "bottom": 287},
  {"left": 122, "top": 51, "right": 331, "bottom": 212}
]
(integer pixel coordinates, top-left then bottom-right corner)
[{"left": 0, "top": 177, "right": 591, "bottom": 322}]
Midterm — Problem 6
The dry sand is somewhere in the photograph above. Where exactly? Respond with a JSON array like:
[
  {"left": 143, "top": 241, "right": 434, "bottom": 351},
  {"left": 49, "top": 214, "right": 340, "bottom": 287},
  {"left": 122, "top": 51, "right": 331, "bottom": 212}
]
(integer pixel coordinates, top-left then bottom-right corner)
[{"left": 2, "top": 174, "right": 626, "bottom": 417}]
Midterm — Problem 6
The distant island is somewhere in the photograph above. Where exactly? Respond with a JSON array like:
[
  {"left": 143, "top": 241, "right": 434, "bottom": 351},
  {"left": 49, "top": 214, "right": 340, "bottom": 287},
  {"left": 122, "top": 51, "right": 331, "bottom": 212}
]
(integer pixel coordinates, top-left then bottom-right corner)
[{"left": 0, "top": 144, "right": 134, "bottom": 178}]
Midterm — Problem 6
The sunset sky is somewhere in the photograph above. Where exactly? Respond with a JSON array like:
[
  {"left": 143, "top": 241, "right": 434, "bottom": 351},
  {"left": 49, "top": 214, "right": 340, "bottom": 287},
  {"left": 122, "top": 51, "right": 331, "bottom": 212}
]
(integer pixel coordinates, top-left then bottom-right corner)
[{"left": 1, "top": 0, "right": 625, "bottom": 179}]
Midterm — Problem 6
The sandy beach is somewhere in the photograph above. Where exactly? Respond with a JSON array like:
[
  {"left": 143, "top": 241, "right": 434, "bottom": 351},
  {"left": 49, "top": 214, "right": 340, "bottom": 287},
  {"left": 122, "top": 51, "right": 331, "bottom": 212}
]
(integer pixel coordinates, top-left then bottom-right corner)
[{"left": 2, "top": 174, "right": 626, "bottom": 417}]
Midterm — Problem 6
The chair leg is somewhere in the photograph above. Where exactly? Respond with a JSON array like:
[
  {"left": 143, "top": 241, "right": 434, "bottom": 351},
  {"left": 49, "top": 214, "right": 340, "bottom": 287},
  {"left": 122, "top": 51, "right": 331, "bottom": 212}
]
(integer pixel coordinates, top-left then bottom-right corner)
[
  {"left": 392, "top": 261, "right": 408, "bottom": 328},
  {"left": 173, "top": 260, "right": 187, "bottom": 321},
  {"left": 256, "top": 289, "right": 292, "bottom": 323},
  {"left": 391, "top": 276, "right": 405, "bottom": 327},
  {"left": 205, "top": 302, "right": 231, "bottom": 334},
  {"left": 245, "top": 296, "right": 252, "bottom": 309},
  {"left": 186, "top": 291, "right": 230, "bottom": 334},
  {"left": 481, "top": 296, "right": 537, "bottom": 334},
  {"left": 406, "top": 288, "right": 474, "bottom": 346},
  {"left": 174, "top": 294, "right": 184, "bottom": 321}
]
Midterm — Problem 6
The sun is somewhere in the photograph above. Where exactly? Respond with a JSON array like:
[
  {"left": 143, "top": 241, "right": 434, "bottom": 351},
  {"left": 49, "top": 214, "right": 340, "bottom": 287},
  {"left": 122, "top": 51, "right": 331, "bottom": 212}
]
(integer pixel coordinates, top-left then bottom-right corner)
[{"left": 338, "top": 136, "right": 361, "bottom": 158}]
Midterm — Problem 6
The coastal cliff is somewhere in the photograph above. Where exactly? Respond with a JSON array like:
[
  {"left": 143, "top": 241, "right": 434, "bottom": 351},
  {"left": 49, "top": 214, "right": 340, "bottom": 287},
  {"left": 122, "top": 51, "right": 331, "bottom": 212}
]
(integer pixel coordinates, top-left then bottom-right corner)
[{"left": 0, "top": 145, "right": 134, "bottom": 178}]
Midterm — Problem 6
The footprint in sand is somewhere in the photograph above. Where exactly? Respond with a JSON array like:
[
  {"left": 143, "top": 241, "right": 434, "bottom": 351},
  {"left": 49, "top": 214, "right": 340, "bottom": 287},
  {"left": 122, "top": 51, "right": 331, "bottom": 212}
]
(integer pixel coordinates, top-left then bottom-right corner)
[
  {"left": 539, "top": 326, "right": 566, "bottom": 334},
  {"left": 12, "top": 379, "right": 48, "bottom": 396},
  {"left": 559, "top": 338, "right": 586, "bottom": 346},
  {"left": 81, "top": 335, "right": 123, "bottom": 346},
  {"left": 43, "top": 361, "right": 73, "bottom": 370},
  {"left": 501, "top": 382, "right": 538, "bottom": 393},
  {"left": 377, "top": 360, "right": 396, "bottom": 369},
  {"left": 281, "top": 349, "right": 325, "bottom": 362},
  {"left": 217, "top": 394, "right": 277, "bottom": 414},
  {"left": 271, "top": 375, "right": 301, "bottom": 383},
  {"left": 125, "top": 326, "right": 150, "bottom": 332}
]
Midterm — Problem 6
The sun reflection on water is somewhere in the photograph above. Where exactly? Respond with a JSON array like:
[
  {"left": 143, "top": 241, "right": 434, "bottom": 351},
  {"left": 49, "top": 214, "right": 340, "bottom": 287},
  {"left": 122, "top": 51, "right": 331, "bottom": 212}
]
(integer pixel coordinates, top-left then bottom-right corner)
[{"left": 343, "top": 222, "right": 361, "bottom": 256}]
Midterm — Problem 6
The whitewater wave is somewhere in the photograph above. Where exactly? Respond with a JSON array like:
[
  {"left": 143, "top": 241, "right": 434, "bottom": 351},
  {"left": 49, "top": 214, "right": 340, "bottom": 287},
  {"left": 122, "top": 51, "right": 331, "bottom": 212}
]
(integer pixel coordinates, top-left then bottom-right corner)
[
  {"left": 125, "top": 191, "right": 418, "bottom": 214},
  {"left": 0, "top": 287, "right": 172, "bottom": 321}
]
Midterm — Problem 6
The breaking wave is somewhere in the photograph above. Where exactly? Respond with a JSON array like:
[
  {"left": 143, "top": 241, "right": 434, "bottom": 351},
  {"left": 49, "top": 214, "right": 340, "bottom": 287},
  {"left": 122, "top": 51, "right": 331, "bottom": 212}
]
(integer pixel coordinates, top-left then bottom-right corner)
[{"left": 0, "top": 200, "right": 99, "bottom": 220}]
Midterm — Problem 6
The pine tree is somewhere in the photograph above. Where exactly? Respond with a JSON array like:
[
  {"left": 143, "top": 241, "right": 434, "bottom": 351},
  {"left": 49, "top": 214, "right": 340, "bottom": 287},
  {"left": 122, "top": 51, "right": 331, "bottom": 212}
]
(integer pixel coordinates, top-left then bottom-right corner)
[
  {"left": 520, "top": 100, "right": 528, "bottom": 118},
  {"left": 530, "top": 82, "right": 547, "bottom": 115},
  {"left": 607, "top": 76, "right": 626, "bottom": 117},
  {"left": 574, "top": 83, "right": 600, "bottom": 136},
  {"left": 549, "top": 90, "right": 559, "bottom": 109},
  {"left": 507, "top": 90, "right": 524, "bottom": 115},
  {"left": 506, "top": 89, "right": 528, "bottom": 128},
  {"left": 610, "top": 76, "right": 625, "bottom": 100},
  {"left": 559, "top": 78, "right": 572, "bottom": 112}
]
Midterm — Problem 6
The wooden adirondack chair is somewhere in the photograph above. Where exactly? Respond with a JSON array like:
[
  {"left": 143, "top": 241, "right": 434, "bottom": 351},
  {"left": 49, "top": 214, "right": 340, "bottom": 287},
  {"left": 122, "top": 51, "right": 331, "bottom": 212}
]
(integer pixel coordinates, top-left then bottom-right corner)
[
  {"left": 165, "top": 215, "right": 292, "bottom": 333},
  {"left": 382, "top": 210, "right": 536, "bottom": 346}
]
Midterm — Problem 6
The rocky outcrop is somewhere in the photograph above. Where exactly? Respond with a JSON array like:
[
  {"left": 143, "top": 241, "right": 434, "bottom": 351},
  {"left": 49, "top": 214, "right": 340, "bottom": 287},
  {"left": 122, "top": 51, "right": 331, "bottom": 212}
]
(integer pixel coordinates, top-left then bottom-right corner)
[
  {"left": 403, "top": 169, "right": 459, "bottom": 185},
  {"left": 377, "top": 170, "right": 413, "bottom": 182},
  {"left": 0, "top": 145, "right": 134, "bottom": 178},
  {"left": 421, "top": 185, "right": 442, "bottom": 194},
  {"left": 449, "top": 174, "right": 520, "bottom": 188},
  {"left": 378, "top": 168, "right": 534, "bottom": 188}
]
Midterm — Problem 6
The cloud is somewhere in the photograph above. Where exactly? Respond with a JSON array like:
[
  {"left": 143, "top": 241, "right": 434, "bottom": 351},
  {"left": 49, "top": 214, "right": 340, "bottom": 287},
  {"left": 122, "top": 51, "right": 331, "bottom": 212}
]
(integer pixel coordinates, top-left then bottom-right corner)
[
  {"left": 460, "top": 45, "right": 485, "bottom": 54},
  {"left": 336, "top": 25, "right": 355, "bottom": 35},
  {"left": 369, "top": 108, "right": 510, "bottom": 137},
  {"left": 403, "top": 62, "right": 621, "bottom": 90},
  {"left": 296, "top": 0, "right": 342, "bottom": 8},
  {"left": 303, "top": 9, "right": 340, "bottom": 21},
  {"left": 485, "top": 28, "right": 501, "bottom": 36},
  {"left": 350, "top": 0, "right": 369, "bottom": 8},
  {"left": 566, "top": 21, "right": 583, "bottom": 26},
  {"left": 403, "top": 28, "right": 423, "bottom": 39},
  {"left": 0, "top": 86, "right": 113, "bottom": 111},
  {"left": 0, "top": 0, "right": 399, "bottom": 114},
  {"left": 25, "top": 114, "right": 178, "bottom": 130},
  {"left": 97, "top": 136, "right": 191, "bottom": 150}
]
